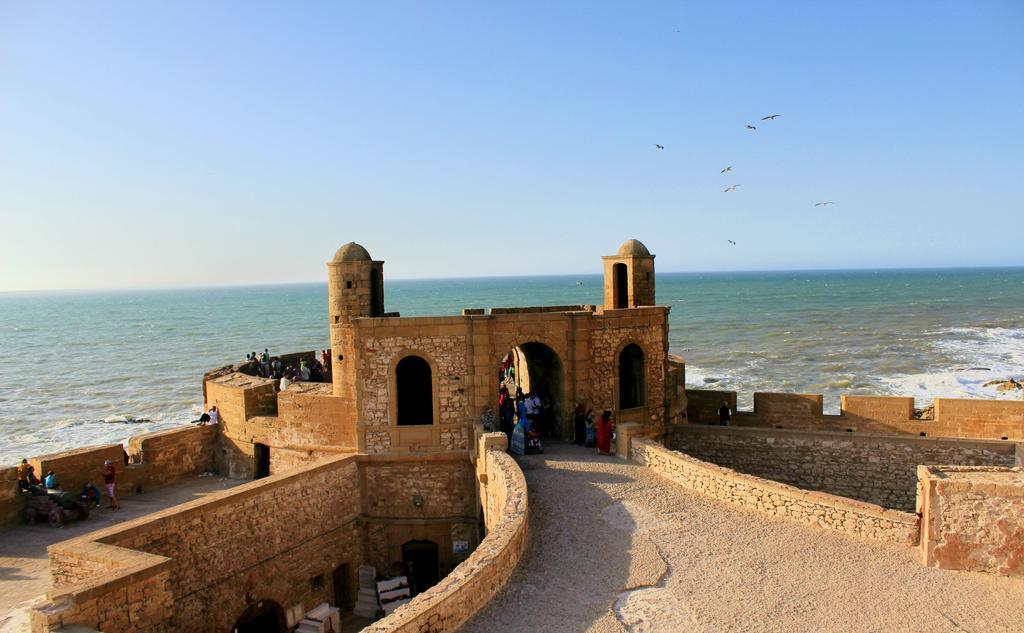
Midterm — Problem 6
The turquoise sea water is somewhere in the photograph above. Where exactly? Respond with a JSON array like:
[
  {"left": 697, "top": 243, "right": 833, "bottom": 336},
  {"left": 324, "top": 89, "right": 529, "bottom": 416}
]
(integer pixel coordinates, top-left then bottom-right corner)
[{"left": 1, "top": 268, "right": 1023, "bottom": 465}]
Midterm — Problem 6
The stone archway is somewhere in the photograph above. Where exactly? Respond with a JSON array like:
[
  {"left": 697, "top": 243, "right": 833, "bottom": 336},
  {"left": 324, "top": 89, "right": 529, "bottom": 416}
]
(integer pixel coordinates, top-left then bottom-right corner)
[
  {"left": 498, "top": 342, "right": 566, "bottom": 439},
  {"left": 233, "top": 599, "right": 286, "bottom": 633}
]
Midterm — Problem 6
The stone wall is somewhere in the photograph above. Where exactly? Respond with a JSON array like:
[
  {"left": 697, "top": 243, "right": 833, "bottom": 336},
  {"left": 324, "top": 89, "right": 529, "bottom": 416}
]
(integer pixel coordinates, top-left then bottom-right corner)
[
  {"left": 631, "top": 438, "right": 919, "bottom": 545},
  {"left": 364, "top": 432, "right": 529, "bottom": 633},
  {"left": 2, "top": 425, "right": 217, "bottom": 531},
  {"left": 362, "top": 453, "right": 479, "bottom": 578},
  {"left": 358, "top": 329, "right": 471, "bottom": 454},
  {"left": 918, "top": 465, "right": 1024, "bottom": 575},
  {"left": 588, "top": 307, "right": 669, "bottom": 429},
  {"left": 29, "top": 448, "right": 491, "bottom": 633},
  {"left": 1, "top": 465, "right": 23, "bottom": 528},
  {"left": 667, "top": 426, "right": 1018, "bottom": 511},
  {"left": 33, "top": 544, "right": 173, "bottom": 633},
  {"left": 33, "top": 454, "right": 364, "bottom": 633},
  {"left": 684, "top": 389, "right": 1024, "bottom": 441}
]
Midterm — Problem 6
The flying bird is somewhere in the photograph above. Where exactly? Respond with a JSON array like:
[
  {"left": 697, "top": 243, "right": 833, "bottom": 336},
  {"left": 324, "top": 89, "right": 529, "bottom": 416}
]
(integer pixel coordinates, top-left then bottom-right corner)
[
  {"left": 761, "top": 114, "right": 781, "bottom": 120},
  {"left": 724, "top": 185, "right": 740, "bottom": 192},
  {"left": 655, "top": 144, "right": 664, "bottom": 150},
  {"left": 745, "top": 125, "right": 757, "bottom": 130},
  {"left": 814, "top": 201, "right": 835, "bottom": 206},
  {"left": 720, "top": 166, "right": 732, "bottom": 173},
  {"left": 727, "top": 239, "right": 737, "bottom": 245}
]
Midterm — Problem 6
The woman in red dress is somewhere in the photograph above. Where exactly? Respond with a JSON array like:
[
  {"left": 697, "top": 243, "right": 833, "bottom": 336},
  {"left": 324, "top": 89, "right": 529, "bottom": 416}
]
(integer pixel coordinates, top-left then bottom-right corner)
[{"left": 596, "top": 410, "right": 614, "bottom": 455}]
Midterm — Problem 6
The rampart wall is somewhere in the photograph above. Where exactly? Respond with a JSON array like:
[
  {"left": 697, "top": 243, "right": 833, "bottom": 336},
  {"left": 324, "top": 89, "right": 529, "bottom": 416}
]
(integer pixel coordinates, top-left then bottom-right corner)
[
  {"left": 630, "top": 438, "right": 920, "bottom": 545},
  {"left": 1, "top": 424, "right": 217, "bottom": 531},
  {"left": 28, "top": 445, "right": 501, "bottom": 633},
  {"left": 684, "top": 388, "right": 1024, "bottom": 441},
  {"left": 34, "top": 454, "right": 363, "bottom": 632},
  {"left": 918, "top": 465, "right": 1024, "bottom": 576},
  {"left": 667, "top": 426, "right": 1019, "bottom": 512},
  {"left": 364, "top": 432, "right": 529, "bottom": 633}
]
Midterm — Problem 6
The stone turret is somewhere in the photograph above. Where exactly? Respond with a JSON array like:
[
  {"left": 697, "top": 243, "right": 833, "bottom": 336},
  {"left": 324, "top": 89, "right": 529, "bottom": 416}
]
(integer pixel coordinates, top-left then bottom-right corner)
[
  {"left": 327, "top": 242, "right": 384, "bottom": 401},
  {"left": 602, "top": 239, "right": 655, "bottom": 309}
]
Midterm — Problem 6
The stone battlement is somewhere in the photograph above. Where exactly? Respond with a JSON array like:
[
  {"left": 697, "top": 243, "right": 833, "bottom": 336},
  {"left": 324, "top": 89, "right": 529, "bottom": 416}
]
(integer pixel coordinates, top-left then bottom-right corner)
[{"left": 685, "top": 388, "right": 1024, "bottom": 441}]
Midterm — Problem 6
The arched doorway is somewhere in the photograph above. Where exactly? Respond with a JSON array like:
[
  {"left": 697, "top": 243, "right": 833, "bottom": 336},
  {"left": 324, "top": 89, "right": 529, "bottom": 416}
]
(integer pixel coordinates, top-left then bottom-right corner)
[
  {"left": 396, "top": 355, "right": 433, "bottom": 425},
  {"left": 233, "top": 599, "right": 286, "bottom": 633},
  {"left": 497, "top": 342, "right": 565, "bottom": 439},
  {"left": 402, "top": 540, "right": 439, "bottom": 597},
  {"left": 618, "top": 343, "right": 645, "bottom": 409}
]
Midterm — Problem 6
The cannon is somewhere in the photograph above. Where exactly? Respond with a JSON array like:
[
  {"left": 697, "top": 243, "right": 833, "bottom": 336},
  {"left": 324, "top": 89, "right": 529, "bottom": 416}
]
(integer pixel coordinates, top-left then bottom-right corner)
[{"left": 23, "top": 487, "right": 90, "bottom": 527}]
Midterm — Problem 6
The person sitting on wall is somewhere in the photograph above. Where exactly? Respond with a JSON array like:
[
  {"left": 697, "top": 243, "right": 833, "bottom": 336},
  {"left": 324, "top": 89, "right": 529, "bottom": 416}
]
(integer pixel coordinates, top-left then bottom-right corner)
[
  {"left": 17, "top": 458, "right": 31, "bottom": 493},
  {"left": 27, "top": 465, "right": 41, "bottom": 486},
  {"left": 44, "top": 470, "right": 59, "bottom": 489},
  {"left": 80, "top": 482, "right": 101, "bottom": 507},
  {"left": 279, "top": 370, "right": 293, "bottom": 392},
  {"left": 718, "top": 401, "right": 732, "bottom": 426},
  {"left": 204, "top": 406, "right": 219, "bottom": 425}
]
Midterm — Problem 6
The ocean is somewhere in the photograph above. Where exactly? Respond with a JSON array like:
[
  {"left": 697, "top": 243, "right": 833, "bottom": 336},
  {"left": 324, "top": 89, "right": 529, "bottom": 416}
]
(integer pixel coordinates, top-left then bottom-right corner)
[{"left": 1, "top": 268, "right": 1022, "bottom": 466}]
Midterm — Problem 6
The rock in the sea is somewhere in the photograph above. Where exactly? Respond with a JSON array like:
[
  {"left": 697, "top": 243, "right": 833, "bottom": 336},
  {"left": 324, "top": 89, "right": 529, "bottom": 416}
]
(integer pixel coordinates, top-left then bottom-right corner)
[
  {"left": 913, "top": 404, "right": 935, "bottom": 420},
  {"left": 982, "top": 378, "right": 1023, "bottom": 392}
]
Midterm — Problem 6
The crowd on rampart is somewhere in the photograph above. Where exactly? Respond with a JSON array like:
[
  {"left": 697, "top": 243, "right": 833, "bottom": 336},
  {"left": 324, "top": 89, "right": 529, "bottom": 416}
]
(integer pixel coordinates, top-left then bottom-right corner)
[{"left": 244, "top": 347, "right": 332, "bottom": 390}]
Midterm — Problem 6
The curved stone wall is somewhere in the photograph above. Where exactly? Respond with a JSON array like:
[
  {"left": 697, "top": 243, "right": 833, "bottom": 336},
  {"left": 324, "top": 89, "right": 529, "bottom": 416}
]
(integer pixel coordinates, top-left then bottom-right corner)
[
  {"left": 364, "top": 433, "right": 528, "bottom": 633},
  {"left": 631, "top": 438, "right": 919, "bottom": 545}
]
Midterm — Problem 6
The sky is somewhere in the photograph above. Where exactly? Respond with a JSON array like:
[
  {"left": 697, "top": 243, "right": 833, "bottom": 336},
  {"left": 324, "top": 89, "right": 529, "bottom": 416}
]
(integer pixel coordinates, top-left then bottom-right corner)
[{"left": 0, "top": 1, "right": 1022, "bottom": 291}]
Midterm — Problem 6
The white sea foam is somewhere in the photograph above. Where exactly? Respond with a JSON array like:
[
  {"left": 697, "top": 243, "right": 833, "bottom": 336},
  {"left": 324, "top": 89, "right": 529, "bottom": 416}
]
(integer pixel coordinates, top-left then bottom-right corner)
[{"left": 878, "top": 327, "right": 1024, "bottom": 404}]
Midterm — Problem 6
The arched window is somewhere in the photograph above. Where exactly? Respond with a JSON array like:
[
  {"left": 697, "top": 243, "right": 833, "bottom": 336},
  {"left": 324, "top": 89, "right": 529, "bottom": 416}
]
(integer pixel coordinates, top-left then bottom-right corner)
[
  {"left": 613, "top": 263, "right": 628, "bottom": 309},
  {"left": 396, "top": 356, "right": 433, "bottom": 425},
  {"left": 618, "top": 344, "right": 645, "bottom": 409}
]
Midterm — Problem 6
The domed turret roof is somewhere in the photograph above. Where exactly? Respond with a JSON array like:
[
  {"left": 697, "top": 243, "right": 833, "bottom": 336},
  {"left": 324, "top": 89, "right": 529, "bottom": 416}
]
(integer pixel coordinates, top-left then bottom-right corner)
[
  {"left": 333, "top": 242, "right": 372, "bottom": 262},
  {"left": 616, "top": 239, "right": 652, "bottom": 257}
]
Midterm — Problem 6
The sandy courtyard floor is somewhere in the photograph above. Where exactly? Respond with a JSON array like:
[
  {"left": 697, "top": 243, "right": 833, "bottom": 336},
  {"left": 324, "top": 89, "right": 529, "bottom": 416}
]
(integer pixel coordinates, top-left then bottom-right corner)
[{"left": 460, "top": 442, "right": 1024, "bottom": 633}]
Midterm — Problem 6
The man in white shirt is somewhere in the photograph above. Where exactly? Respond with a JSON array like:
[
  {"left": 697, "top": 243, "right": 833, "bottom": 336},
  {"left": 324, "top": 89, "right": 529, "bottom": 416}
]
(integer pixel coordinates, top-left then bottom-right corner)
[
  {"left": 205, "top": 406, "right": 219, "bottom": 425},
  {"left": 279, "top": 374, "right": 292, "bottom": 392}
]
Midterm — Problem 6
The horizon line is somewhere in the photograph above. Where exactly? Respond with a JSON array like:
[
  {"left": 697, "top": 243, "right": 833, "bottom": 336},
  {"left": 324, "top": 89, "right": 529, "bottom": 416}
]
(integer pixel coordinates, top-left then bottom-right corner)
[{"left": 3, "top": 263, "right": 1024, "bottom": 296}]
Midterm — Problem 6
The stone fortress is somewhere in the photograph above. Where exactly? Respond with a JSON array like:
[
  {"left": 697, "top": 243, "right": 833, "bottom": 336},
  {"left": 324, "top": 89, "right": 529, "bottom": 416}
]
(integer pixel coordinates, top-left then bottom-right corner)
[{"left": 2, "top": 239, "right": 1022, "bottom": 633}]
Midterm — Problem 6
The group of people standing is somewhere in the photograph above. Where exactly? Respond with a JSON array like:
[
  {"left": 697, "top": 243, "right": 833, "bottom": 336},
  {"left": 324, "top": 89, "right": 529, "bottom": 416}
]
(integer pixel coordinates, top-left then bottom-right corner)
[
  {"left": 494, "top": 349, "right": 616, "bottom": 455},
  {"left": 16, "top": 457, "right": 120, "bottom": 510},
  {"left": 573, "top": 402, "right": 616, "bottom": 455},
  {"left": 245, "top": 349, "right": 332, "bottom": 390}
]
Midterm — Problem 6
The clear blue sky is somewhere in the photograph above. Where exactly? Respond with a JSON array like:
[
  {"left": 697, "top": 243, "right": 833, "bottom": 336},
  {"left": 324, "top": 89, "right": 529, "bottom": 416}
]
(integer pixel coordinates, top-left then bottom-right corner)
[{"left": 1, "top": 1, "right": 1021, "bottom": 291}]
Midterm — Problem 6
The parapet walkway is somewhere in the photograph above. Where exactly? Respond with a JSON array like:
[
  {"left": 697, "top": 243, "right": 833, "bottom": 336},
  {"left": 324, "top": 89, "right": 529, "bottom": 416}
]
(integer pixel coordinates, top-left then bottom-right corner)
[
  {"left": 460, "top": 442, "right": 1024, "bottom": 633},
  {"left": 0, "top": 476, "right": 240, "bottom": 633}
]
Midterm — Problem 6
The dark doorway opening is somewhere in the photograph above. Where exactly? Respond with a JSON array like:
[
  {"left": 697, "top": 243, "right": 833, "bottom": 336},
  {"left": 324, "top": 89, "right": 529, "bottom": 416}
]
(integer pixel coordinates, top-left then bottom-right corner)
[
  {"left": 233, "top": 599, "right": 285, "bottom": 633},
  {"left": 498, "top": 343, "right": 565, "bottom": 439},
  {"left": 333, "top": 563, "right": 351, "bottom": 610},
  {"left": 613, "top": 263, "right": 628, "bottom": 309},
  {"left": 402, "top": 540, "right": 439, "bottom": 597},
  {"left": 618, "top": 344, "right": 645, "bottom": 409},
  {"left": 396, "top": 356, "right": 433, "bottom": 425},
  {"left": 370, "top": 268, "right": 383, "bottom": 317},
  {"left": 254, "top": 443, "right": 271, "bottom": 479}
]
